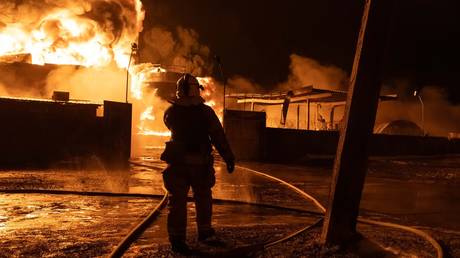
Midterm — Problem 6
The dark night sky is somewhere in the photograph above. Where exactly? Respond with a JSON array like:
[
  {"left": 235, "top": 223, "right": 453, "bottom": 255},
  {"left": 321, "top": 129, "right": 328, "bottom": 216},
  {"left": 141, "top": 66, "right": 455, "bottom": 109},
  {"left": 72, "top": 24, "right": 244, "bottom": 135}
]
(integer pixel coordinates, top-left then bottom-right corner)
[{"left": 141, "top": 0, "right": 460, "bottom": 103}]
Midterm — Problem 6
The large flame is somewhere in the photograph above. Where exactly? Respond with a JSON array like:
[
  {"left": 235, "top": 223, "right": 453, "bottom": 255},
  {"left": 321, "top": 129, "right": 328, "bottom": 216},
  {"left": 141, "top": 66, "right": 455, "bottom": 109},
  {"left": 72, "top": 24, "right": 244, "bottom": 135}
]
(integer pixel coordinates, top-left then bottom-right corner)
[
  {"left": 133, "top": 70, "right": 224, "bottom": 138},
  {"left": 0, "top": 0, "right": 224, "bottom": 151},
  {"left": 0, "top": 0, "right": 144, "bottom": 68},
  {"left": 198, "top": 76, "right": 224, "bottom": 121},
  {"left": 129, "top": 63, "right": 167, "bottom": 100}
]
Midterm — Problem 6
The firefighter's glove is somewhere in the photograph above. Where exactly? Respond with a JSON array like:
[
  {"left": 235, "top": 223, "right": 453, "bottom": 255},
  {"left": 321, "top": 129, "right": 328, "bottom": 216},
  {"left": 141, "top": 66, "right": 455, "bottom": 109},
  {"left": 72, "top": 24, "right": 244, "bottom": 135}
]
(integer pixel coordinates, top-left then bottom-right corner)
[{"left": 226, "top": 160, "right": 235, "bottom": 174}]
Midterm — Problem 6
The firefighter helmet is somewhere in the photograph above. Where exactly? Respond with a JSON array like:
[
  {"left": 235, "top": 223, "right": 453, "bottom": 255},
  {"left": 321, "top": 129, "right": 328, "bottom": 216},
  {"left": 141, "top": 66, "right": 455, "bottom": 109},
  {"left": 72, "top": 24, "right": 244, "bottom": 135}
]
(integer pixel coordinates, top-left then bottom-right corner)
[{"left": 176, "top": 73, "right": 204, "bottom": 99}]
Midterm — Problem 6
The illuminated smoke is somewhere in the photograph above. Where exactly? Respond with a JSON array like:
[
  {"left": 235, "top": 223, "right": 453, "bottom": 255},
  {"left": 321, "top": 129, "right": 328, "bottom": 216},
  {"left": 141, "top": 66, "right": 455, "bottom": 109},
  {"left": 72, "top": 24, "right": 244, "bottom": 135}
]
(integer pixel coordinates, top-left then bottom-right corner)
[
  {"left": 278, "top": 54, "right": 348, "bottom": 91},
  {"left": 140, "top": 26, "right": 211, "bottom": 76},
  {"left": 227, "top": 76, "right": 262, "bottom": 93},
  {"left": 45, "top": 65, "right": 126, "bottom": 102},
  {"left": 377, "top": 85, "right": 460, "bottom": 137}
]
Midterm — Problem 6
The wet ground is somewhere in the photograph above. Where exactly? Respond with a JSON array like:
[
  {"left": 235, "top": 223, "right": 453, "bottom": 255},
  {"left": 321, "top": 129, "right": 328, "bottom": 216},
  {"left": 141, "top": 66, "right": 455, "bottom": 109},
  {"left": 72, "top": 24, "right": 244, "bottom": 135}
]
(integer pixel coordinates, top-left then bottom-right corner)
[{"left": 0, "top": 154, "right": 459, "bottom": 257}]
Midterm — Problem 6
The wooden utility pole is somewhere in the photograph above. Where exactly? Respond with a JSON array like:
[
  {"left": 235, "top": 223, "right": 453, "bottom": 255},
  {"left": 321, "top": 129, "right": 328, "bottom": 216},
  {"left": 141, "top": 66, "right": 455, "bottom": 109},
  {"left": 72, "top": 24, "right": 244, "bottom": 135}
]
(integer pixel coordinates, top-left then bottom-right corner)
[{"left": 321, "top": 0, "right": 394, "bottom": 245}]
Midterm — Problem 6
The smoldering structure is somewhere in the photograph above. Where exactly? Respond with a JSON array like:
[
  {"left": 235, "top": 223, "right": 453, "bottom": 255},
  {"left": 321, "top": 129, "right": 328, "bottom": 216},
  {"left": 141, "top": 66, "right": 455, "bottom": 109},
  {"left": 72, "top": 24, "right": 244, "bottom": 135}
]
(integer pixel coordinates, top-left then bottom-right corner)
[{"left": 224, "top": 87, "right": 460, "bottom": 163}]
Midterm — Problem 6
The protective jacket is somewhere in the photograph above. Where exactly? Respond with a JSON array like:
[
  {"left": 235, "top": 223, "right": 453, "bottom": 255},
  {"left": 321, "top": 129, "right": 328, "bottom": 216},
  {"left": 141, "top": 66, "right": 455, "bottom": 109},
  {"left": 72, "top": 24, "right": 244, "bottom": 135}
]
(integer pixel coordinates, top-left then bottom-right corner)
[{"left": 161, "top": 103, "right": 234, "bottom": 165}]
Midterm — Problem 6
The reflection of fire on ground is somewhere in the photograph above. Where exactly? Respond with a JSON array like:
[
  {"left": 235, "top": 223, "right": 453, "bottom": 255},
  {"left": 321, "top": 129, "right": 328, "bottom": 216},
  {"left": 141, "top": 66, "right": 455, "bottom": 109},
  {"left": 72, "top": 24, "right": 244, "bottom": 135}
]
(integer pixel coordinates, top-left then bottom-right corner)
[{"left": 0, "top": 0, "right": 223, "bottom": 156}]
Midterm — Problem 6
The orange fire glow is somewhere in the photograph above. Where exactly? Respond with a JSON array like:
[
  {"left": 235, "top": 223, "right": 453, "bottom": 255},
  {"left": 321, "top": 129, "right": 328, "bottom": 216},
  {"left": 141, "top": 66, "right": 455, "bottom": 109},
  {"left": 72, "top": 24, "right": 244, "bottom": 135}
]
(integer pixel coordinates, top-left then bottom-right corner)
[
  {"left": 0, "top": 0, "right": 144, "bottom": 68},
  {"left": 132, "top": 70, "right": 223, "bottom": 138},
  {"left": 129, "top": 63, "right": 167, "bottom": 100},
  {"left": 0, "top": 0, "right": 224, "bottom": 145},
  {"left": 198, "top": 76, "right": 224, "bottom": 120}
]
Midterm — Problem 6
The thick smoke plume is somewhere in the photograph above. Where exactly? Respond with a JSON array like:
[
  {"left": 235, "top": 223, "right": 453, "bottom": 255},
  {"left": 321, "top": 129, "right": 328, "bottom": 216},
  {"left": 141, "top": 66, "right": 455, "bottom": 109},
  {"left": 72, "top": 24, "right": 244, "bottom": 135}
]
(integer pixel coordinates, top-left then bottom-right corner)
[
  {"left": 46, "top": 65, "right": 126, "bottom": 102},
  {"left": 141, "top": 26, "right": 211, "bottom": 76},
  {"left": 278, "top": 54, "right": 348, "bottom": 91},
  {"left": 377, "top": 85, "right": 460, "bottom": 137}
]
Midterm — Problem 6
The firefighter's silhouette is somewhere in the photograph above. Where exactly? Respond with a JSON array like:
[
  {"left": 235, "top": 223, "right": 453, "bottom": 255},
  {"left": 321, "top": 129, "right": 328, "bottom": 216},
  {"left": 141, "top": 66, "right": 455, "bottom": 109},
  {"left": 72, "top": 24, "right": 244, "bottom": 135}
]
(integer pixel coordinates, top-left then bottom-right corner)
[{"left": 161, "top": 73, "right": 235, "bottom": 253}]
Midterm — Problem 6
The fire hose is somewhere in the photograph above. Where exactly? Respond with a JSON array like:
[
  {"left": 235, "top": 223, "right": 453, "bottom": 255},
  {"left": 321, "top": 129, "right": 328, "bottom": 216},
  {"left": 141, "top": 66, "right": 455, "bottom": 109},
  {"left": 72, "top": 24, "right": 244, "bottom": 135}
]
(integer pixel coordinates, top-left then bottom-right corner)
[
  {"left": 120, "top": 161, "right": 444, "bottom": 257},
  {"left": 0, "top": 187, "right": 322, "bottom": 257},
  {"left": 0, "top": 162, "right": 443, "bottom": 258},
  {"left": 109, "top": 185, "right": 168, "bottom": 258},
  {"left": 235, "top": 164, "right": 444, "bottom": 258},
  {"left": 111, "top": 161, "right": 443, "bottom": 257}
]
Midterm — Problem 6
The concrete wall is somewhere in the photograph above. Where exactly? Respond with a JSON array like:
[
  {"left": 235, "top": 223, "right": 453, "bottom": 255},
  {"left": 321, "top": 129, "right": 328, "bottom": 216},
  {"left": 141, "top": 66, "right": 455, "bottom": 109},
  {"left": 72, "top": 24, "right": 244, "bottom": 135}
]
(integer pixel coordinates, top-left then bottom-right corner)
[
  {"left": 224, "top": 110, "right": 460, "bottom": 162},
  {"left": 101, "top": 101, "right": 132, "bottom": 167},
  {"left": 224, "top": 110, "right": 266, "bottom": 161},
  {"left": 265, "top": 128, "right": 460, "bottom": 163},
  {"left": 265, "top": 129, "right": 338, "bottom": 162},
  {"left": 0, "top": 98, "right": 132, "bottom": 167}
]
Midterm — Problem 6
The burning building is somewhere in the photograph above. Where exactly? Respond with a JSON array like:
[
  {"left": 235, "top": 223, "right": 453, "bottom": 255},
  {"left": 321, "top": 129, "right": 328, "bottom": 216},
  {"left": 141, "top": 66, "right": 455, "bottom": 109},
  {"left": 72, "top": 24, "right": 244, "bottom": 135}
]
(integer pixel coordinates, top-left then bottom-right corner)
[
  {"left": 0, "top": 0, "right": 226, "bottom": 163},
  {"left": 0, "top": 0, "right": 141, "bottom": 165}
]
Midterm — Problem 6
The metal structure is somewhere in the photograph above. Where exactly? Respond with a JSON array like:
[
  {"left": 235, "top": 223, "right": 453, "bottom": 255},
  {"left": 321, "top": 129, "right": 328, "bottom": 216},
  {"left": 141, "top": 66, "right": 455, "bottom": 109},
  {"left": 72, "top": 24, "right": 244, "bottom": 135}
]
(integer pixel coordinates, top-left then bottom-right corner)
[
  {"left": 227, "top": 86, "right": 397, "bottom": 130},
  {"left": 125, "top": 43, "right": 138, "bottom": 103},
  {"left": 414, "top": 90, "right": 425, "bottom": 134}
]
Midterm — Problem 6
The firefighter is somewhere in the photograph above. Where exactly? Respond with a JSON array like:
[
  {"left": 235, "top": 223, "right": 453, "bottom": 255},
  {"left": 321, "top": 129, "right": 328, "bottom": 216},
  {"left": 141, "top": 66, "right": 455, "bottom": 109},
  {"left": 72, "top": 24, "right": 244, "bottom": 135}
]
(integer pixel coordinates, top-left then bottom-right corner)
[{"left": 160, "top": 73, "right": 235, "bottom": 253}]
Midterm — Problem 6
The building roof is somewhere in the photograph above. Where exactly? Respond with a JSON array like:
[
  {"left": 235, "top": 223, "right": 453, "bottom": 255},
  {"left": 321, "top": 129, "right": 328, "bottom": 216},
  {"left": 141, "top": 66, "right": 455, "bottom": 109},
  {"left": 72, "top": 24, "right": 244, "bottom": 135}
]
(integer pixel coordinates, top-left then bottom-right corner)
[
  {"left": 226, "top": 85, "right": 397, "bottom": 106},
  {"left": 0, "top": 96, "right": 100, "bottom": 106}
]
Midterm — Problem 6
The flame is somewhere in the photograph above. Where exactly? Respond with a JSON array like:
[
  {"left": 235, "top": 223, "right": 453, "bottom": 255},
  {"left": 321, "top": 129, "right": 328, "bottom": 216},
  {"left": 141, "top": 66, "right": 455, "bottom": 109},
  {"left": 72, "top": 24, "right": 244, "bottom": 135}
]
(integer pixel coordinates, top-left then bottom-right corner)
[
  {"left": 140, "top": 106, "right": 155, "bottom": 121},
  {"left": 129, "top": 63, "right": 167, "bottom": 100},
  {"left": 0, "top": 1, "right": 225, "bottom": 145},
  {"left": 131, "top": 71, "right": 224, "bottom": 138},
  {"left": 0, "top": 0, "right": 144, "bottom": 68},
  {"left": 198, "top": 76, "right": 223, "bottom": 120},
  {"left": 135, "top": 89, "right": 171, "bottom": 138},
  {"left": 138, "top": 129, "right": 172, "bottom": 137},
  {"left": 205, "top": 100, "right": 216, "bottom": 107},
  {"left": 130, "top": 64, "right": 173, "bottom": 138}
]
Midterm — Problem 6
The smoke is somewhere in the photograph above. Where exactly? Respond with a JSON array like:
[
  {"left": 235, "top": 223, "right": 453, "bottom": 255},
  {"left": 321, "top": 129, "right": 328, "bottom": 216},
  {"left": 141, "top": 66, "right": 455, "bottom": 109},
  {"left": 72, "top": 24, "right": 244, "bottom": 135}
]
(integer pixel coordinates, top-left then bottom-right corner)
[
  {"left": 141, "top": 26, "right": 211, "bottom": 76},
  {"left": 0, "top": 83, "right": 8, "bottom": 96},
  {"left": 277, "top": 54, "right": 348, "bottom": 91},
  {"left": 0, "top": 63, "right": 52, "bottom": 98},
  {"left": 227, "top": 76, "right": 262, "bottom": 93},
  {"left": 377, "top": 85, "right": 460, "bottom": 137},
  {"left": 0, "top": 63, "right": 127, "bottom": 102},
  {"left": 0, "top": 0, "right": 143, "bottom": 40},
  {"left": 45, "top": 65, "right": 126, "bottom": 102}
]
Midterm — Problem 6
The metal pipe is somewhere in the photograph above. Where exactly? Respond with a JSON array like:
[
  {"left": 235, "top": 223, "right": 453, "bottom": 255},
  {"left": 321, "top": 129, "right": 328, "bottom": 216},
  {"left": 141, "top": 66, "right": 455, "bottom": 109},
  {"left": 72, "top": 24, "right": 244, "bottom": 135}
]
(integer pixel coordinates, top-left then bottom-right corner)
[
  {"left": 417, "top": 95, "right": 425, "bottom": 135},
  {"left": 125, "top": 43, "right": 138, "bottom": 103},
  {"left": 214, "top": 56, "right": 226, "bottom": 113},
  {"left": 414, "top": 90, "right": 425, "bottom": 135}
]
